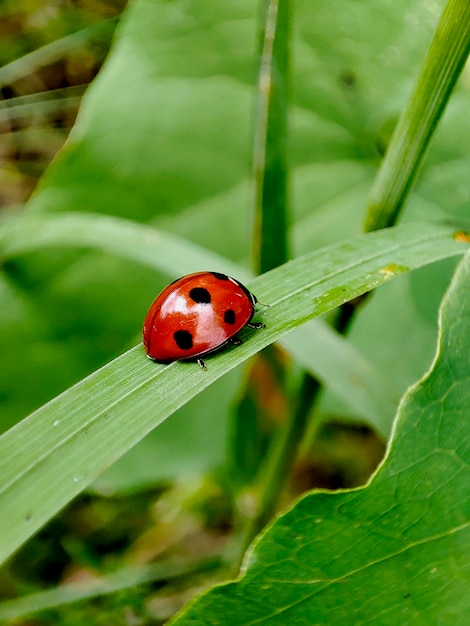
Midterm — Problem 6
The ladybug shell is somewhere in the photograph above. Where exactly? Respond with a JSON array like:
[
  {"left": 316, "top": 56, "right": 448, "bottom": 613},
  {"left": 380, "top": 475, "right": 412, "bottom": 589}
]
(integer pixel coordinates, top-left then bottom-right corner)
[{"left": 143, "top": 271, "right": 257, "bottom": 363}]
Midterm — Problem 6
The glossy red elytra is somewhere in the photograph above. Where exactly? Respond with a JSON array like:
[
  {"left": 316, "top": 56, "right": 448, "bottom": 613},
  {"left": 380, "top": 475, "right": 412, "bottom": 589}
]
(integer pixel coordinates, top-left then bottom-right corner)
[{"left": 142, "top": 271, "right": 265, "bottom": 369}]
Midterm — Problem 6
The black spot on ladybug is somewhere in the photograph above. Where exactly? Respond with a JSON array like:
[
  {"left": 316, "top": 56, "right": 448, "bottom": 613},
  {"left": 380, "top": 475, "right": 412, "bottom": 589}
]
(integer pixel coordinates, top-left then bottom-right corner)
[
  {"left": 173, "top": 330, "right": 194, "bottom": 350},
  {"left": 211, "top": 272, "right": 229, "bottom": 281},
  {"left": 224, "top": 309, "right": 236, "bottom": 324},
  {"left": 189, "top": 287, "right": 211, "bottom": 304}
]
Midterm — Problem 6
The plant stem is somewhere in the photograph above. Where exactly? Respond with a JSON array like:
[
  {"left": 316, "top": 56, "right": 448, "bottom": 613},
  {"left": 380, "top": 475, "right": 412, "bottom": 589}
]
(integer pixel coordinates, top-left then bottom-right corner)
[
  {"left": 252, "top": 0, "right": 290, "bottom": 273},
  {"left": 235, "top": 373, "right": 320, "bottom": 567},
  {"left": 364, "top": 0, "right": 470, "bottom": 231}
]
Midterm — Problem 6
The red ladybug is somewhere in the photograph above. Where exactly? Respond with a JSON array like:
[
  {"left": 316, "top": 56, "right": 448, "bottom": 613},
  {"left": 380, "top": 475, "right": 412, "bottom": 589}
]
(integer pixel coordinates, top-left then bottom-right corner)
[{"left": 143, "top": 271, "right": 265, "bottom": 369}]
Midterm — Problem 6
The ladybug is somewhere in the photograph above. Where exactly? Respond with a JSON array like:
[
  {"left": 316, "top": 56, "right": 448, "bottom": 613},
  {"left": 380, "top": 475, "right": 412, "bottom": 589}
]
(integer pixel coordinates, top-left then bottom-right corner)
[{"left": 143, "top": 271, "right": 265, "bottom": 369}]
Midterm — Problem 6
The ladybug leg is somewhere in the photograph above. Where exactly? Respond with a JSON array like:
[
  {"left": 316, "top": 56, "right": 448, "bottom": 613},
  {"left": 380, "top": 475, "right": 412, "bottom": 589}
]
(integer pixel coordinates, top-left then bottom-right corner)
[
  {"left": 229, "top": 336, "right": 243, "bottom": 346},
  {"left": 197, "top": 358, "right": 208, "bottom": 371},
  {"left": 247, "top": 322, "right": 266, "bottom": 329}
]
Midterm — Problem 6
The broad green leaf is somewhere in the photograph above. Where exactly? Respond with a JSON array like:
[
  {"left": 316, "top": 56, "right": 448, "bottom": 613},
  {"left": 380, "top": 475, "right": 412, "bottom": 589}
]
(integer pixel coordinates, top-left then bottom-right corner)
[
  {"left": 170, "top": 250, "right": 470, "bottom": 625},
  {"left": 28, "top": 1, "right": 258, "bottom": 222},
  {"left": 0, "top": 221, "right": 468, "bottom": 565},
  {"left": 27, "top": 0, "right": 465, "bottom": 244}
]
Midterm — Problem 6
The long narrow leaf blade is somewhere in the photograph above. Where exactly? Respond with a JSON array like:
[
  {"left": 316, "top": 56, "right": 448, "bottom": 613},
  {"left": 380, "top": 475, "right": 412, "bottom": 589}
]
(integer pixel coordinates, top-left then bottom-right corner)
[
  {"left": 0, "top": 212, "right": 251, "bottom": 282},
  {"left": 0, "top": 21, "right": 116, "bottom": 87},
  {"left": 0, "top": 220, "right": 468, "bottom": 564},
  {"left": 253, "top": 0, "right": 290, "bottom": 271}
]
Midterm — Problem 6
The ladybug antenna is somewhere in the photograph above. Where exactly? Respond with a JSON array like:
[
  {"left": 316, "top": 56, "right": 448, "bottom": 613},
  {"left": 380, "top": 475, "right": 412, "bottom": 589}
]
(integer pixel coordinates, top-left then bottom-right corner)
[{"left": 256, "top": 299, "right": 270, "bottom": 309}]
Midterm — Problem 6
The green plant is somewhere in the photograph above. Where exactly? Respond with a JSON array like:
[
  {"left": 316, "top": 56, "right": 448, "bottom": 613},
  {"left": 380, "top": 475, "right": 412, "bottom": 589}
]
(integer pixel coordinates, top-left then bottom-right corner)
[{"left": 0, "top": 0, "right": 469, "bottom": 623}]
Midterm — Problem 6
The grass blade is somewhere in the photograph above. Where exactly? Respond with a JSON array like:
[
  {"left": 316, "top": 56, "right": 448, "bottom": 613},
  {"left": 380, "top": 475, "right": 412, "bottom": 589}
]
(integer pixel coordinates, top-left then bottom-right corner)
[
  {"left": 252, "top": 0, "right": 290, "bottom": 272},
  {"left": 0, "top": 220, "right": 468, "bottom": 564},
  {"left": 0, "top": 212, "right": 251, "bottom": 282},
  {"left": 364, "top": 0, "right": 470, "bottom": 231},
  {"left": 0, "top": 21, "right": 116, "bottom": 87}
]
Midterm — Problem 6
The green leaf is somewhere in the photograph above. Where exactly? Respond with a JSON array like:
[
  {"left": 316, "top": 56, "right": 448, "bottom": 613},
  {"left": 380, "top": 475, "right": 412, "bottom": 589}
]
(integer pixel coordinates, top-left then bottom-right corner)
[
  {"left": 285, "top": 319, "right": 399, "bottom": 436},
  {"left": 253, "top": 0, "right": 290, "bottom": 271},
  {"left": 0, "top": 221, "right": 468, "bottom": 565},
  {"left": 0, "top": 212, "right": 251, "bottom": 282},
  {"left": 170, "top": 249, "right": 470, "bottom": 625},
  {"left": 92, "top": 371, "right": 242, "bottom": 493},
  {"left": 28, "top": 1, "right": 257, "bottom": 224}
]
